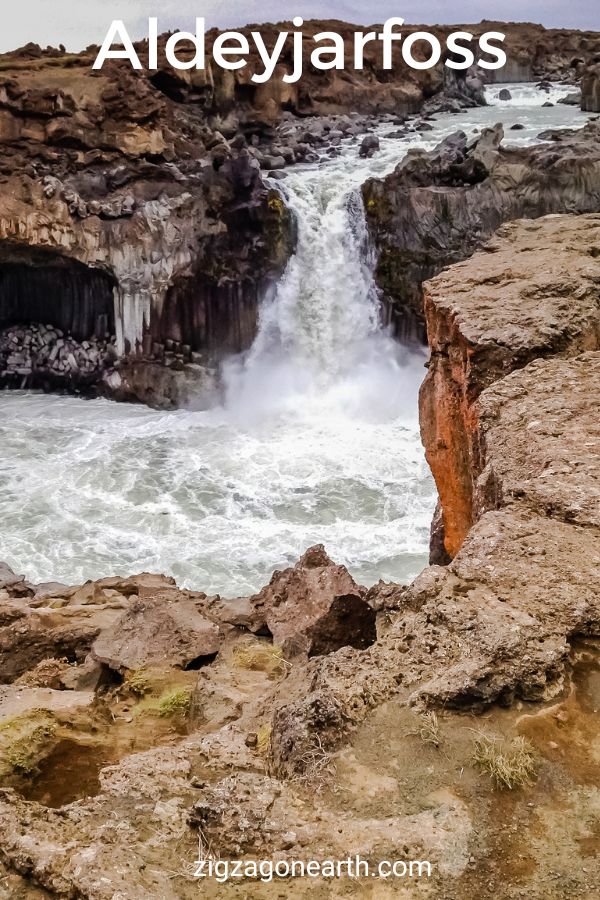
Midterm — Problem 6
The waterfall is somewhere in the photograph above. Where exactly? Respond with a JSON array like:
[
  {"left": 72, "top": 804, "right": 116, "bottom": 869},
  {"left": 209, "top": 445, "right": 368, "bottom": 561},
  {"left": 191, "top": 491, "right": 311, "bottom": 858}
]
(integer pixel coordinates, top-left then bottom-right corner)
[{"left": 223, "top": 154, "right": 423, "bottom": 425}]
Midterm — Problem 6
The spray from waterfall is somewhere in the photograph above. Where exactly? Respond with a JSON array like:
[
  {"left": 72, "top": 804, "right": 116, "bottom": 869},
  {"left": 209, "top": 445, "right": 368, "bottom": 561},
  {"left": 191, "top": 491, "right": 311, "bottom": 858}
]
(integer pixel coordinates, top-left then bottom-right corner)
[{"left": 223, "top": 161, "right": 426, "bottom": 425}]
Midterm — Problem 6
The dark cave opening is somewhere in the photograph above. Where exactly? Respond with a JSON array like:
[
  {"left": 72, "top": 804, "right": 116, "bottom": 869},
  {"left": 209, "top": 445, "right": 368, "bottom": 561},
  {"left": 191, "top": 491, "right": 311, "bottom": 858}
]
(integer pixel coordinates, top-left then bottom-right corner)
[
  {"left": 0, "top": 252, "right": 116, "bottom": 341},
  {"left": 0, "top": 247, "right": 118, "bottom": 390}
]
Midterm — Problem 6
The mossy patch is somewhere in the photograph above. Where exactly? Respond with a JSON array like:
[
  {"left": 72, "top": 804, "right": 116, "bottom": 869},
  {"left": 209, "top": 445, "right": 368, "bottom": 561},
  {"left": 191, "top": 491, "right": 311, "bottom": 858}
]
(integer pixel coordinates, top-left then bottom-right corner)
[
  {"left": 134, "top": 686, "right": 192, "bottom": 719},
  {"left": 0, "top": 710, "right": 57, "bottom": 780},
  {"left": 125, "top": 669, "right": 153, "bottom": 697}
]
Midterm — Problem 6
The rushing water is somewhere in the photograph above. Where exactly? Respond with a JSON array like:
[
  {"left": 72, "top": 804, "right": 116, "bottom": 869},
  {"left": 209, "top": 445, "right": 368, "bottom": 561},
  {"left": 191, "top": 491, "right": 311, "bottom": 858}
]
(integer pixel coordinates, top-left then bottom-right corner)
[{"left": 0, "top": 84, "right": 590, "bottom": 594}]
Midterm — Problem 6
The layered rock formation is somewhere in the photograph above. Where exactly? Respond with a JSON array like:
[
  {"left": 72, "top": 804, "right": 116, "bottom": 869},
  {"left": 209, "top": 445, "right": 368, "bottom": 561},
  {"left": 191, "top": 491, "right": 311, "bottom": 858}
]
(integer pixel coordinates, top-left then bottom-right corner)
[
  {"left": 0, "top": 48, "right": 293, "bottom": 405},
  {"left": 420, "top": 214, "right": 600, "bottom": 561},
  {"left": 133, "top": 21, "right": 600, "bottom": 123},
  {"left": 363, "top": 120, "right": 600, "bottom": 340}
]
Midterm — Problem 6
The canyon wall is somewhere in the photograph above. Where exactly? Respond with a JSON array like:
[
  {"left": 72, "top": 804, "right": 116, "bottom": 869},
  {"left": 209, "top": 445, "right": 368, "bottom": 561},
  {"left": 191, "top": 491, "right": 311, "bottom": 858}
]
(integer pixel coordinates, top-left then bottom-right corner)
[
  {"left": 125, "top": 21, "right": 600, "bottom": 124},
  {"left": 363, "top": 120, "right": 600, "bottom": 341},
  {"left": 0, "top": 47, "right": 293, "bottom": 404},
  {"left": 270, "top": 213, "right": 600, "bottom": 764},
  {"left": 582, "top": 60, "right": 600, "bottom": 111},
  {"left": 420, "top": 214, "right": 600, "bottom": 561},
  {"left": 0, "top": 21, "right": 597, "bottom": 404}
]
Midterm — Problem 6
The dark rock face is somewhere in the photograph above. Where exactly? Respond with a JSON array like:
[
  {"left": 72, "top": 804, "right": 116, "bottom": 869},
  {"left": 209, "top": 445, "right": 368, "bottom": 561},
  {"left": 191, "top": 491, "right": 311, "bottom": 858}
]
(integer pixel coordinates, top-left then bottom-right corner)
[
  {"left": 582, "top": 61, "right": 600, "bottom": 111},
  {"left": 0, "top": 51, "right": 294, "bottom": 406},
  {"left": 359, "top": 134, "right": 380, "bottom": 158},
  {"left": 362, "top": 120, "right": 600, "bottom": 340}
]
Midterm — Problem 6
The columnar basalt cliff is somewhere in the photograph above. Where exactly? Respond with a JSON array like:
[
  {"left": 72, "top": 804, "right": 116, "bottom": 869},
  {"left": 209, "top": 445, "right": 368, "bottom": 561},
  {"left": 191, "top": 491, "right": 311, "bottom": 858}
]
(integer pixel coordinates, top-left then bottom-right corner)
[
  {"left": 0, "top": 47, "right": 294, "bottom": 405},
  {"left": 1, "top": 216, "right": 599, "bottom": 899},
  {"left": 582, "top": 59, "right": 600, "bottom": 111},
  {"left": 363, "top": 120, "right": 600, "bottom": 341},
  {"left": 141, "top": 21, "right": 600, "bottom": 123}
]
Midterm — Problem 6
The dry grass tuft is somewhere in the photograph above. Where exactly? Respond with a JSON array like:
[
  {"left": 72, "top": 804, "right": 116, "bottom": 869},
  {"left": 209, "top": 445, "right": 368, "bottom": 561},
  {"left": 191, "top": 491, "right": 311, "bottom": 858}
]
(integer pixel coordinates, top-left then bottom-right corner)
[
  {"left": 289, "top": 735, "right": 336, "bottom": 794},
  {"left": 472, "top": 733, "right": 537, "bottom": 790},
  {"left": 255, "top": 723, "right": 272, "bottom": 757},
  {"left": 125, "top": 669, "right": 152, "bottom": 697},
  {"left": 413, "top": 711, "right": 441, "bottom": 748},
  {"left": 231, "top": 642, "right": 288, "bottom": 678}
]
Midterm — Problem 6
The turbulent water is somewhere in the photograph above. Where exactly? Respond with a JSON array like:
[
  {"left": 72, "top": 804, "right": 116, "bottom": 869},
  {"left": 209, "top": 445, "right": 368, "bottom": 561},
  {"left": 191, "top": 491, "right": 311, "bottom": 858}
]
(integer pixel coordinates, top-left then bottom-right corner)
[{"left": 0, "top": 84, "right": 590, "bottom": 595}]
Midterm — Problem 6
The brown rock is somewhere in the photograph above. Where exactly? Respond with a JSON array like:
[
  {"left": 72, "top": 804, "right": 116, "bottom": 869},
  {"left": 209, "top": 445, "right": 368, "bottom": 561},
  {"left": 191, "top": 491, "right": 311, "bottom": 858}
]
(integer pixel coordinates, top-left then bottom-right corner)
[
  {"left": 582, "top": 60, "right": 600, "bottom": 112},
  {"left": 92, "top": 595, "right": 221, "bottom": 671},
  {"left": 0, "top": 562, "right": 23, "bottom": 590},
  {"left": 248, "top": 545, "right": 375, "bottom": 657},
  {"left": 420, "top": 213, "right": 600, "bottom": 559}
]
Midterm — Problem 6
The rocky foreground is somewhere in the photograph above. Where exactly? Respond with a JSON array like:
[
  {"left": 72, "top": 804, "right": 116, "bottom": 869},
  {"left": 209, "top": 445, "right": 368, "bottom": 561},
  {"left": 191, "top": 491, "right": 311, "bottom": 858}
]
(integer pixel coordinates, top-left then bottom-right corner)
[{"left": 0, "top": 213, "right": 599, "bottom": 898}]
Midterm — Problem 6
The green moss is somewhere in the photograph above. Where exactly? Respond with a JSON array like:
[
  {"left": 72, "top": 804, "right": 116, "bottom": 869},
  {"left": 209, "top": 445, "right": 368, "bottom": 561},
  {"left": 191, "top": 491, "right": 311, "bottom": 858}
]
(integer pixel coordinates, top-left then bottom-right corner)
[
  {"left": 157, "top": 688, "right": 192, "bottom": 718},
  {"left": 134, "top": 686, "right": 192, "bottom": 719},
  {"left": 125, "top": 669, "right": 152, "bottom": 697},
  {"left": 268, "top": 194, "right": 285, "bottom": 215},
  {"left": 0, "top": 711, "right": 57, "bottom": 779}
]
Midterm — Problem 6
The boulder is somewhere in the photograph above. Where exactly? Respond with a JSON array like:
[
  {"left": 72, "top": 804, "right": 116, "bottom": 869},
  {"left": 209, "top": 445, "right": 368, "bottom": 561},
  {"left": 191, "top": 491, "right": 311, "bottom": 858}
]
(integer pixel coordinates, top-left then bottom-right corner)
[
  {"left": 0, "top": 616, "right": 102, "bottom": 684},
  {"left": 0, "top": 562, "right": 23, "bottom": 590},
  {"left": 247, "top": 545, "right": 376, "bottom": 657},
  {"left": 359, "top": 134, "right": 380, "bottom": 158},
  {"left": 498, "top": 88, "right": 512, "bottom": 101},
  {"left": 557, "top": 90, "right": 582, "bottom": 105},
  {"left": 92, "top": 595, "right": 221, "bottom": 671}
]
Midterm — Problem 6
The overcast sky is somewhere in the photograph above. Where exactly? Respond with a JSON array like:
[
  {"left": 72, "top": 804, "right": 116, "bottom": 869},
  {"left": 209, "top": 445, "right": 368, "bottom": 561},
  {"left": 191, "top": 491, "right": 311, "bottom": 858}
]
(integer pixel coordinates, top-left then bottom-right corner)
[{"left": 2, "top": 1, "right": 598, "bottom": 53}]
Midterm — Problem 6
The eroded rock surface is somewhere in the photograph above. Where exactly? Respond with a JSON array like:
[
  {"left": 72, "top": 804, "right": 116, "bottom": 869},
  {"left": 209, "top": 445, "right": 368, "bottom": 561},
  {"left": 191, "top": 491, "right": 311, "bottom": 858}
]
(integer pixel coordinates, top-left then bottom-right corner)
[
  {"left": 363, "top": 121, "right": 600, "bottom": 339},
  {"left": 246, "top": 545, "right": 375, "bottom": 657},
  {"left": 420, "top": 213, "right": 600, "bottom": 559}
]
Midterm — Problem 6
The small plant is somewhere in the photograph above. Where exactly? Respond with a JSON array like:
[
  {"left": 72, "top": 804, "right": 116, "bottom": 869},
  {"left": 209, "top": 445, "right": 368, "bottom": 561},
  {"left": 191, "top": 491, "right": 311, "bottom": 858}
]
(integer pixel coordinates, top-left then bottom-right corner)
[
  {"left": 472, "top": 733, "right": 537, "bottom": 790},
  {"left": 415, "top": 711, "right": 441, "bottom": 748},
  {"left": 126, "top": 669, "right": 152, "bottom": 697},
  {"left": 232, "top": 643, "right": 288, "bottom": 678},
  {"left": 6, "top": 723, "right": 56, "bottom": 776},
  {"left": 156, "top": 688, "right": 192, "bottom": 718},
  {"left": 255, "top": 723, "right": 272, "bottom": 757}
]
